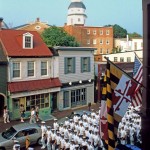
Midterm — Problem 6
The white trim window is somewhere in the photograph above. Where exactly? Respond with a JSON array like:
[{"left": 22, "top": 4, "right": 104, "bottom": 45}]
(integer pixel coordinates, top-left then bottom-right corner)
[
  {"left": 100, "top": 39, "right": 103, "bottom": 44},
  {"left": 114, "top": 57, "right": 118, "bottom": 62},
  {"left": 100, "top": 30, "right": 103, "bottom": 35},
  {"left": 127, "top": 57, "right": 131, "bottom": 62},
  {"left": 41, "top": 61, "right": 48, "bottom": 76},
  {"left": 106, "top": 39, "right": 110, "bottom": 45},
  {"left": 120, "top": 57, "right": 124, "bottom": 62},
  {"left": 27, "top": 61, "right": 35, "bottom": 77},
  {"left": 87, "top": 39, "right": 90, "bottom": 45},
  {"left": 23, "top": 32, "right": 33, "bottom": 49},
  {"left": 106, "top": 49, "right": 109, "bottom": 54},
  {"left": 93, "top": 39, "right": 97, "bottom": 45},
  {"left": 87, "top": 29, "right": 90, "bottom": 35},
  {"left": 93, "top": 30, "right": 96, "bottom": 35},
  {"left": 12, "top": 62, "right": 20, "bottom": 78},
  {"left": 100, "top": 48, "right": 103, "bottom": 54},
  {"left": 106, "top": 30, "right": 110, "bottom": 35}
]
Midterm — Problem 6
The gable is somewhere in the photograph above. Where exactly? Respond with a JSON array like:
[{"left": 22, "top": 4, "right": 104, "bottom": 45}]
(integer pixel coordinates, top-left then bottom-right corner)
[{"left": 0, "top": 29, "right": 53, "bottom": 57}]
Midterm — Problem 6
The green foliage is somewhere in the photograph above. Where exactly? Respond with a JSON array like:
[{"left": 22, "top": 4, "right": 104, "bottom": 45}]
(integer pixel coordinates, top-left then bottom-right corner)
[
  {"left": 113, "top": 24, "right": 127, "bottom": 38},
  {"left": 41, "top": 26, "right": 80, "bottom": 47},
  {"left": 111, "top": 47, "right": 121, "bottom": 54},
  {"left": 104, "top": 24, "right": 142, "bottom": 39},
  {"left": 104, "top": 24, "right": 127, "bottom": 38},
  {"left": 128, "top": 32, "right": 142, "bottom": 38}
]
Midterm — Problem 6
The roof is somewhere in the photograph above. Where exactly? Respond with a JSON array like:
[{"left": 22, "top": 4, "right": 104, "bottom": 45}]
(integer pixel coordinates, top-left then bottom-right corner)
[
  {"left": 0, "top": 29, "right": 53, "bottom": 57},
  {"left": 13, "top": 123, "right": 40, "bottom": 131},
  {"left": 68, "top": 2, "right": 86, "bottom": 9},
  {"left": 54, "top": 46, "right": 96, "bottom": 51},
  {"left": 8, "top": 78, "right": 62, "bottom": 93}
]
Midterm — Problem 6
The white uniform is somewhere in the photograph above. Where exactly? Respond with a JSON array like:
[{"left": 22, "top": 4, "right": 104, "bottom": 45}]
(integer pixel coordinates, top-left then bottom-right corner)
[
  {"left": 41, "top": 125, "right": 47, "bottom": 149},
  {"left": 79, "top": 125, "right": 85, "bottom": 135},
  {"left": 87, "top": 143, "right": 94, "bottom": 150},
  {"left": 70, "top": 143, "right": 75, "bottom": 150},
  {"left": 82, "top": 114, "right": 88, "bottom": 120},
  {"left": 60, "top": 138, "right": 65, "bottom": 149},
  {"left": 46, "top": 129, "right": 52, "bottom": 150},
  {"left": 53, "top": 122, "right": 59, "bottom": 130},
  {"left": 120, "top": 129, "right": 126, "bottom": 145}
]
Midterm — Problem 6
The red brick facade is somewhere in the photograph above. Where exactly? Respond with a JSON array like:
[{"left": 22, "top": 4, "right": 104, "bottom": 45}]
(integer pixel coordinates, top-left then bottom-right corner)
[{"left": 64, "top": 25, "right": 113, "bottom": 61}]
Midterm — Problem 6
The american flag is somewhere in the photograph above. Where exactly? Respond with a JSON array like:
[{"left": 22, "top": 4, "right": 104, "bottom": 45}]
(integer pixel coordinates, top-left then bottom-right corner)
[{"left": 132, "top": 55, "right": 143, "bottom": 107}]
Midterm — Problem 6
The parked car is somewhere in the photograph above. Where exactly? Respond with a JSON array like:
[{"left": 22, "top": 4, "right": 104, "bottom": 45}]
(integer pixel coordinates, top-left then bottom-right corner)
[
  {"left": 0, "top": 123, "right": 42, "bottom": 150},
  {"left": 58, "top": 110, "right": 91, "bottom": 124}
]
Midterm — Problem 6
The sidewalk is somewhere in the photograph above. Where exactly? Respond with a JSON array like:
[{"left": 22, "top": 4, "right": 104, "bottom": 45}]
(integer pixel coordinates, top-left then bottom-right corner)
[{"left": 0, "top": 102, "right": 100, "bottom": 132}]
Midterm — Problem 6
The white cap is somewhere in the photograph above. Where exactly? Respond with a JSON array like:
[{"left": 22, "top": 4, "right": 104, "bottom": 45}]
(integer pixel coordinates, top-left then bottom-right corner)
[{"left": 14, "top": 140, "right": 19, "bottom": 143}]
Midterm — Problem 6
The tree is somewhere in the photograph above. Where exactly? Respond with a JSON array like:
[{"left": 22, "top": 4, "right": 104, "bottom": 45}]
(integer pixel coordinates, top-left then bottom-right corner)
[
  {"left": 113, "top": 24, "right": 127, "bottom": 38},
  {"left": 104, "top": 24, "right": 127, "bottom": 38},
  {"left": 41, "top": 26, "right": 80, "bottom": 47},
  {"left": 128, "top": 32, "right": 142, "bottom": 38}
]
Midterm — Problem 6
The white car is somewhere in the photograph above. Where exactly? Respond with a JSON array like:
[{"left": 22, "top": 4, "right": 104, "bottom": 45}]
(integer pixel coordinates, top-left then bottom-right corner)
[{"left": 0, "top": 123, "right": 42, "bottom": 150}]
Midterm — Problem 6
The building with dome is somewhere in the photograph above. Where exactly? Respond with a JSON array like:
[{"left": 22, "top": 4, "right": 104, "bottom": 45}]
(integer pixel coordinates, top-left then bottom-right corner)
[
  {"left": 67, "top": 0, "right": 87, "bottom": 26},
  {"left": 64, "top": 0, "right": 113, "bottom": 61}
]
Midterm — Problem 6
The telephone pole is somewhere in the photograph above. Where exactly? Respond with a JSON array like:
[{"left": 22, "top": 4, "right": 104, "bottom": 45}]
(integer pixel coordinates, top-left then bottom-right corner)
[{"left": 142, "top": 1, "right": 150, "bottom": 149}]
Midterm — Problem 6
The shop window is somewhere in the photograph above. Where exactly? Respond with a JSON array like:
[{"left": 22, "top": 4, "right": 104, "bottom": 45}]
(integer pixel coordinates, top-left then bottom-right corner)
[
  {"left": 71, "top": 88, "right": 86, "bottom": 107},
  {"left": 26, "top": 93, "right": 49, "bottom": 111}
]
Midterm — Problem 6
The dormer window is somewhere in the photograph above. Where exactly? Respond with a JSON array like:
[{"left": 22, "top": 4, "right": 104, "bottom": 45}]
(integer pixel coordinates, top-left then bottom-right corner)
[{"left": 23, "top": 32, "right": 33, "bottom": 49}]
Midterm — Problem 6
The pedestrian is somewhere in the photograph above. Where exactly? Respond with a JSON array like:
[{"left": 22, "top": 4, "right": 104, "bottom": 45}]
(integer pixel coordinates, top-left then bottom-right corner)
[
  {"left": 29, "top": 107, "right": 36, "bottom": 124},
  {"left": 3, "top": 105, "right": 10, "bottom": 123},
  {"left": 25, "top": 132, "right": 30, "bottom": 150},
  {"left": 35, "top": 105, "right": 39, "bottom": 122},
  {"left": 20, "top": 104, "right": 25, "bottom": 122},
  {"left": 41, "top": 121, "right": 47, "bottom": 149}
]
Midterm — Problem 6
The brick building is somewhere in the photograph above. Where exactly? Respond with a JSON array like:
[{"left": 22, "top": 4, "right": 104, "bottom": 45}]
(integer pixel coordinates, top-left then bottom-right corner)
[
  {"left": 14, "top": 17, "right": 50, "bottom": 34},
  {"left": 64, "top": 0, "right": 113, "bottom": 61},
  {"left": 64, "top": 25, "right": 113, "bottom": 61}
]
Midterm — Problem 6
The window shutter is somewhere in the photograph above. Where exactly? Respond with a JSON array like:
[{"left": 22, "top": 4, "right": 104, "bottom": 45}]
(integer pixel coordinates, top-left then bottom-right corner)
[
  {"left": 64, "top": 58, "right": 68, "bottom": 74},
  {"left": 81, "top": 57, "right": 83, "bottom": 73},
  {"left": 88, "top": 57, "right": 91, "bottom": 72},
  {"left": 72, "top": 57, "right": 76, "bottom": 73}
]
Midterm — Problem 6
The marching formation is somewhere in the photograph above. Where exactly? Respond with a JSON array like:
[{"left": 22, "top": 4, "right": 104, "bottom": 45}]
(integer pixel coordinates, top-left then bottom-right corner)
[
  {"left": 117, "top": 105, "right": 142, "bottom": 148},
  {"left": 40, "top": 109, "right": 104, "bottom": 150}
]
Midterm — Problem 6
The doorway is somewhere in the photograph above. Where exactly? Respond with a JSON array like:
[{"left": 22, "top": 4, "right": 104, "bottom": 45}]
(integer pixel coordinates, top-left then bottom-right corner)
[
  {"left": 0, "top": 94, "right": 5, "bottom": 116},
  {"left": 51, "top": 92, "right": 57, "bottom": 112}
]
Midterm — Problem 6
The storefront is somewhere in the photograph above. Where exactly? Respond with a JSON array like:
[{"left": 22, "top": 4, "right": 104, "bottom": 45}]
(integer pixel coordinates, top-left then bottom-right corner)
[{"left": 8, "top": 78, "right": 62, "bottom": 120}]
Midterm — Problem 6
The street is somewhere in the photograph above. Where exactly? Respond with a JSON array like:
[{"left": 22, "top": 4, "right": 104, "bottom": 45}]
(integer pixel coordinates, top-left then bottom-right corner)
[{"left": 0, "top": 103, "right": 100, "bottom": 149}]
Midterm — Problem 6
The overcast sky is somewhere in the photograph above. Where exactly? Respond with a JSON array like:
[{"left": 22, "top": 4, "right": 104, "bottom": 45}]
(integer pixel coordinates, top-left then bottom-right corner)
[{"left": 0, "top": 0, "right": 142, "bottom": 35}]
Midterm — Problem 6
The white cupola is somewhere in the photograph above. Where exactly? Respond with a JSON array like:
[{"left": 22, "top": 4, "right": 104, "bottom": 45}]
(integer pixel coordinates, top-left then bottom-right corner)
[{"left": 67, "top": 0, "right": 87, "bottom": 26}]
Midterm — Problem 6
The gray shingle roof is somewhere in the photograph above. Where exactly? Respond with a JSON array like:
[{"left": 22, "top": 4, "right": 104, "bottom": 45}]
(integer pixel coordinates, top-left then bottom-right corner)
[{"left": 68, "top": 2, "right": 86, "bottom": 9}]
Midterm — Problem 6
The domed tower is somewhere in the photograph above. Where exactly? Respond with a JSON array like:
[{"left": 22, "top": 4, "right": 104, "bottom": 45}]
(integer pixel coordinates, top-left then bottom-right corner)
[{"left": 67, "top": 0, "right": 87, "bottom": 26}]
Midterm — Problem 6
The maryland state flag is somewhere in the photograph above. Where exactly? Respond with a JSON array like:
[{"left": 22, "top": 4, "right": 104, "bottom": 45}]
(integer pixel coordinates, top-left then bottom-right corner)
[{"left": 100, "top": 60, "right": 137, "bottom": 150}]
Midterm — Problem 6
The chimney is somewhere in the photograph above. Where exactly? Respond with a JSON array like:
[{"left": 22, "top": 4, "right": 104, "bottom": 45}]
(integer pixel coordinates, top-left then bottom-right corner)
[
  {"left": 0, "top": 17, "right": 3, "bottom": 30},
  {"left": 36, "top": 17, "right": 40, "bottom": 22}
]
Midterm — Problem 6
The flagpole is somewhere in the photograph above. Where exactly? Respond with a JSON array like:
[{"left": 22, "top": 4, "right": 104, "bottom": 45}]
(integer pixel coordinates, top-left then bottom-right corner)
[{"left": 104, "top": 56, "right": 146, "bottom": 89}]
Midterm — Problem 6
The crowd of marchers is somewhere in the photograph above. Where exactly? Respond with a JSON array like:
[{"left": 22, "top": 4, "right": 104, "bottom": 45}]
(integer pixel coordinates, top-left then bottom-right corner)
[
  {"left": 117, "top": 105, "right": 142, "bottom": 148},
  {"left": 40, "top": 109, "right": 105, "bottom": 150}
]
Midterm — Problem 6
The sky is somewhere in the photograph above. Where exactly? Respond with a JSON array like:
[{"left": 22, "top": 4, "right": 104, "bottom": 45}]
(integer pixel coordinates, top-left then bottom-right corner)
[{"left": 0, "top": 0, "right": 142, "bottom": 35}]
